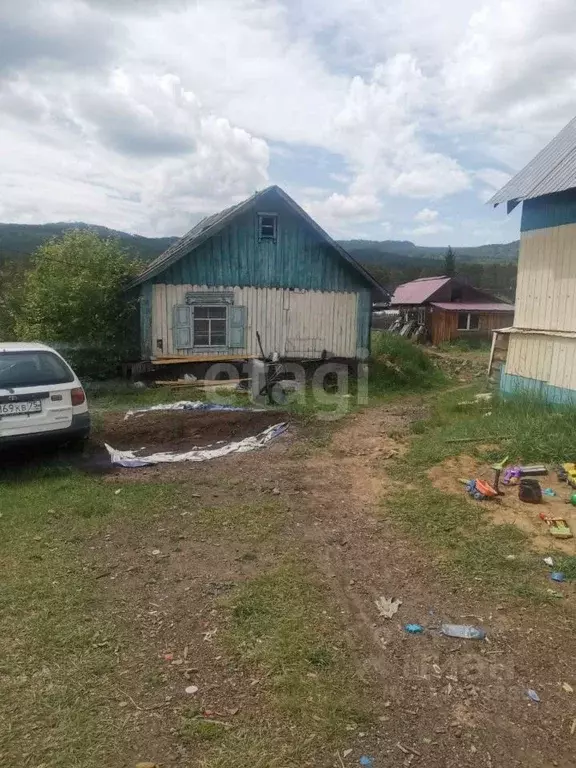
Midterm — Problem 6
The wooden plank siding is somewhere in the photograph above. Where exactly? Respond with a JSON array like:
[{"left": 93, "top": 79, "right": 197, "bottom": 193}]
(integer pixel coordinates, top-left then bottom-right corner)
[
  {"left": 149, "top": 284, "right": 360, "bottom": 360},
  {"left": 429, "top": 308, "right": 514, "bottom": 345}
]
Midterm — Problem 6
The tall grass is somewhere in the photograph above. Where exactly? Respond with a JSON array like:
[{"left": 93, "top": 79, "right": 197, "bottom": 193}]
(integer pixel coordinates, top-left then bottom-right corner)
[
  {"left": 406, "top": 387, "right": 576, "bottom": 469},
  {"left": 370, "top": 331, "right": 444, "bottom": 394}
]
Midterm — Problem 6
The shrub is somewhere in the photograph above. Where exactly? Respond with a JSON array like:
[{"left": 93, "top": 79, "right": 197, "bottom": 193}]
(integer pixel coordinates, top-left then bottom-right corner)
[{"left": 370, "top": 332, "right": 444, "bottom": 392}]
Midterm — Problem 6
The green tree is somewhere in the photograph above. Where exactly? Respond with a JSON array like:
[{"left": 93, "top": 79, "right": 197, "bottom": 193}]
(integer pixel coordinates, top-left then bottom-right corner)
[
  {"left": 444, "top": 245, "right": 456, "bottom": 277},
  {"left": 0, "top": 256, "right": 27, "bottom": 340},
  {"left": 16, "top": 230, "right": 141, "bottom": 377}
]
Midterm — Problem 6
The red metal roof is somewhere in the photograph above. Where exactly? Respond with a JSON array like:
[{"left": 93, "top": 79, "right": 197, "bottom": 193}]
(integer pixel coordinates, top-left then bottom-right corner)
[
  {"left": 430, "top": 302, "right": 514, "bottom": 312},
  {"left": 390, "top": 276, "right": 451, "bottom": 305}
]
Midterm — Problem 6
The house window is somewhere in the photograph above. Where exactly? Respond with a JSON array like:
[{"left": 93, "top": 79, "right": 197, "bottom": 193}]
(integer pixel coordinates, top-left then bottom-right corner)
[
  {"left": 457, "top": 312, "right": 480, "bottom": 331},
  {"left": 193, "top": 306, "right": 227, "bottom": 347},
  {"left": 258, "top": 213, "right": 278, "bottom": 242}
]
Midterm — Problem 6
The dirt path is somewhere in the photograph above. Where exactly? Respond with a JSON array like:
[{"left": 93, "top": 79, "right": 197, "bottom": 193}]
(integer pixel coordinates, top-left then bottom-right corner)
[{"left": 94, "top": 399, "right": 576, "bottom": 767}]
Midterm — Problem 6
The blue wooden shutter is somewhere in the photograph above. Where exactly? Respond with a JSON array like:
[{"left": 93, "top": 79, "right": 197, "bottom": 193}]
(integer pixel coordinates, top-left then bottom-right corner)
[
  {"left": 173, "top": 305, "right": 191, "bottom": 349},
  {"left": 228, "top": 305, "right": 246, "bottom": 348}
]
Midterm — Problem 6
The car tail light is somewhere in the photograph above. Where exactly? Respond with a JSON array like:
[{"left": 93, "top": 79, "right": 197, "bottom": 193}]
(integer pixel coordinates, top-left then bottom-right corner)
[{"left": 71, "top": 387, "right": 86, "bottom": 406}]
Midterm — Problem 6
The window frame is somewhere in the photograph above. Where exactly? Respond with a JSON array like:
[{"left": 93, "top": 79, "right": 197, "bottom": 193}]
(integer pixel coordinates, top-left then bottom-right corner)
[
  {"left": 257, "top": 212, "right": 278, "bottom": 243},
  {"left": 192, "top": 304, "right": 228, "bottom": 348},
  {"left": 457, "top": 312, "right": 480, "bottom": 331}
]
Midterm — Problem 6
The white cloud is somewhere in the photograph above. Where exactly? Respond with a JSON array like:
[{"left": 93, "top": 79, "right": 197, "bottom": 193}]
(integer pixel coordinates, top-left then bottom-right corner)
[
  {"left": 406, "top": 207, "right": 452, "bottom": 236},
  {"left": 0, "top": 67, "right": 269, "bottom": 235},
  {"left": 302, "top": 192, "right": 385, "bottom": 236},
  {"left": 332, "top": 56, "right": 470, "bottom": 202},
  {"left": 0, "top": 0, "right": 575, "bottom": 244},
  {"left": 414, "top": 208, "right": 439, "bottom": 224}
]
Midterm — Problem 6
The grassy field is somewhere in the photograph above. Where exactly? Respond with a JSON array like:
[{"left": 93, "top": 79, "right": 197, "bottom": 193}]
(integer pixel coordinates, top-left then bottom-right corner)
[
  {"left": 386, "top": 385, "right": 576, "bottom": 599},
  {"left": 4, "top": 341, "right": 576, "bottom": 766}
]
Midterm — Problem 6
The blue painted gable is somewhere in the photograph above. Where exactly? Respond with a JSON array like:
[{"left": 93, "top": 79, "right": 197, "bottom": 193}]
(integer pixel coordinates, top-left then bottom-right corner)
[
  {"left": 521, "top": 188, "right": 576, "bottom": 232},
  {"left": 153, "top": 198, "right": 368, "bottom": 293}
]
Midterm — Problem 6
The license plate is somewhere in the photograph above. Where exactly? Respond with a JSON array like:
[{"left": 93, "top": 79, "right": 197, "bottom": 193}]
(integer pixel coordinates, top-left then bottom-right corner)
[{"left": 0, "top": 400, "right": 42, "bottom": 416}]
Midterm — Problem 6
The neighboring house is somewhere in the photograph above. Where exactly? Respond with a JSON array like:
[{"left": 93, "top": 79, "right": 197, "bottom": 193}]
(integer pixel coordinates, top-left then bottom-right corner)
[
  {"left": 129, "top": 186, "right": 384, "bottom": 363},
  {"left": 390, "top": 276, "right": 514, "bottom": 345},
  {"left": 489, "top": 116, "right": 576, "bottom": 404}
]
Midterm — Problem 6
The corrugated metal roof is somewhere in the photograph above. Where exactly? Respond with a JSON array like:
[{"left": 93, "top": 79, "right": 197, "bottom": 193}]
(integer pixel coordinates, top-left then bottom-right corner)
[
  {"left": 489, "top": 117, "right": 576, "bottom": 206},
  {"left": 431, "top": 302, "right": 514, "bottom": 312},
  {"left": 390, "top": 276, "right": 451, "bottom": 305},
  {"left": 130, "top": 186, "right": 386, "bottom": 294}
]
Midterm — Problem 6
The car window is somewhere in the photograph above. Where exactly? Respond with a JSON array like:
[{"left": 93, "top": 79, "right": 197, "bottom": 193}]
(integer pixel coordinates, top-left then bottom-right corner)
[{"left": 0, "top": 351, "right": 75, "bottom": 388}]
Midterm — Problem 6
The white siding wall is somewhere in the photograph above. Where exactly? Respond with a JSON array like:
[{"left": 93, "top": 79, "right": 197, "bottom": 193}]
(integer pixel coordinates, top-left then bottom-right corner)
[
  {"left": 507, "top": 333, "right": 576, "bottom": 390},
  {"left": 515, "top": 225, "right": 576, "bottom": 331},
  {"left": 151, "top": 284, "right": 359, "bottom": 359}
]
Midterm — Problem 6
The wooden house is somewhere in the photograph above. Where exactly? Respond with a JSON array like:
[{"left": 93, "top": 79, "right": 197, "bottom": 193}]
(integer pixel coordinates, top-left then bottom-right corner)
[
  {"left": 390, "top": 276, "right": 514, "bottom": 346},
  {"left": 489, "top": 117, "right": 576, "bottom": 403},
  {"left": 129, "top": 186, "right": 383, "bottom": 365}
]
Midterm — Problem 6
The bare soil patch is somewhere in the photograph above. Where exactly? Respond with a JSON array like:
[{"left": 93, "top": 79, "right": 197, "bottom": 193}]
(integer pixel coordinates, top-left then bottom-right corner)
[
  {"left": 429, "top": 455, "right": 576, "bottom": 554},
  {"left": 93, "top": 409, "right": 289, "bottom": 452}
]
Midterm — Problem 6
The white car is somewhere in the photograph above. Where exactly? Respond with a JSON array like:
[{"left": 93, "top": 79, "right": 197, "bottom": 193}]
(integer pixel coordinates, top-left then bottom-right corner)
[{"left": 0, "top": 342, "right": 90, "bottom": 447}]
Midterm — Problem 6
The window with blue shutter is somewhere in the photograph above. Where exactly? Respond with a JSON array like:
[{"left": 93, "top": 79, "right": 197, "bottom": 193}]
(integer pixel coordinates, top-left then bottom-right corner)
[
  {"left": 173, "top": 305, "right": 192, "bottom": 349},
  {"left": 228, "top": 306, "right": 247, "bottom": 348}
]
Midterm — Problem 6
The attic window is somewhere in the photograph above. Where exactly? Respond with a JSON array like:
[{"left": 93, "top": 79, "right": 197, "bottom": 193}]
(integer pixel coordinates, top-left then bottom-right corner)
[{"left": 258, "top": 213, "right": 278, "bottom": 242}]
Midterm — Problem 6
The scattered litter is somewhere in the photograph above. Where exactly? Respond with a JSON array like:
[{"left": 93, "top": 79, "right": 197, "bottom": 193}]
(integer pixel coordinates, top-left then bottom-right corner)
[
  {"left": 505, "top": 555, "right": 516, "bottom": 561},
  {"left": 376, "top": 596, "right": 402, "bottom": 619},
  {"left": 136, "top": 763, "right": 158, "bottom": 768},
  {"left": 546, "top": 589, "right": 564, "bottom": 599},
  {"left": 151, "top": 549, "right": 161, "bottom": 556},
  {"left": 343, "top": 749, "right": 353, "bottom": 758},
  {"left": 114, "top": 488, "right": 122, "bottom": 495},
  {"left": 465, "top": 478, "right": 498, "bottom": 501},
  {"left": 562, "top": 682, "right": 574, "bottom": 693},
  {"left": 543, "top": 488, "right": 556, "bottom": 497},
  {"left": 543, "top": 557, "right": 555, "bottom": 567},
  {"left": 404, "top": 624, "right": 424, "bottom": 634},
  {"left": 396, "top": 743, "right": 421, "bottom": 757},
  {"left": 526, "top": 689, "right": 540, "bottom": 703},
  {"left": 458, "top": 393, "right": 492, "bottom": 406},
  {"left": 539, "top": 513, "right": 573, "bottom": 539},
  {"left": 571, "top": 718, "right": 576, "bottom": 736},
  {"left": 185, "top": 685, "right": 199, "bottom": 695},
  {"left": 107, "top": 423, "right": 288, "bottom": 468},
  {"left": 359, "top": 758, "right": 374, "bottom": 767},
  {"left": 441, "top": 624, "right": 486, "bottom": 640},
  {"left": 519, "top": 465, "right": 548, "bottom": 476},
  {"left": 551, "top": 572, "right": 566, "bottom": 582},
  {"left": 503, "top": 466, "right": 522, "bottom": 485},
  {"left": 519, "top": 478, "right": 542, "bottom": 504}
]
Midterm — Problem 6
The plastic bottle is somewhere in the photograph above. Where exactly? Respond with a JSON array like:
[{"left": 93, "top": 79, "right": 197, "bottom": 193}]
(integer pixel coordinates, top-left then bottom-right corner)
[{"left": 441, "top": 624, "right": 486, "bottom": 640}]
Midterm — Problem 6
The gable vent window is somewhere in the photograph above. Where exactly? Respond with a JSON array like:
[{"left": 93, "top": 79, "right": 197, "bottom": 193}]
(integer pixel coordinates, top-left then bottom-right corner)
[{"left": 258, "top": 213, "right": 278, "bottom": 242}]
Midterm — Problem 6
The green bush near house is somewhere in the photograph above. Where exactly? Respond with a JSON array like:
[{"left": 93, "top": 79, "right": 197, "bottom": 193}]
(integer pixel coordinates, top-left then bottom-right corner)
[
  {"left": 370, "top": 331, "right": 444, "bottom": 392},
  {"left": 15, "top": 230, "right": 141, "bottom": 379}
]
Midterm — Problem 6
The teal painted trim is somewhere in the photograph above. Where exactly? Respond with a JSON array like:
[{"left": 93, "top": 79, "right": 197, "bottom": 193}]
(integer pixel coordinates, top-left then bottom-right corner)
[
  {"left": 149, "top": 201, "right": 368, "bottom": 293},
  {"left": 139, "top": 282, "right": 153, "bottom": 359},
  {"left": 500, "top": 368, "right": 576, "bottom": 405},
  {"left": 521, "top": 189, "right": 576, "bottom": 232},
  {"left": 356, "top": 290, "right": 372, "bottom": 357}
]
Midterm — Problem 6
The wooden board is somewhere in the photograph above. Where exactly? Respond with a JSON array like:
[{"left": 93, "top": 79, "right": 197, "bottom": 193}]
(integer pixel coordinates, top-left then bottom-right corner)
[
  {"left": 155, "top": 378, "right": 248, "bottom": 388},
  {"left": 153, "top": 354, "right": 259, "bottom": 365}
]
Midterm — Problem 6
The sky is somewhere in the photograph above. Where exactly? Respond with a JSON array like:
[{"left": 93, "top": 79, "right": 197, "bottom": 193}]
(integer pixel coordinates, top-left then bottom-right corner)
[{"left": 1, "top": 0, "right": 576, "bottom": 245}]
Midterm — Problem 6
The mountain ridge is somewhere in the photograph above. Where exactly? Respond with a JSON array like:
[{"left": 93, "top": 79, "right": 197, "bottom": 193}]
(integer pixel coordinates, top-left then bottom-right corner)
[{"left": 0, "top": 221, "right": 519, "bottom": 265}]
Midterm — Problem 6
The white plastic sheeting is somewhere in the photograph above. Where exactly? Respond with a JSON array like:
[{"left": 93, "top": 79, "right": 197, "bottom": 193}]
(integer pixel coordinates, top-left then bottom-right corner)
[
  {"left": 106, "top": 423, "right": 288, "bottom": 468},
  {"left": 124, "top": 400, "right": 259, "bottom": 420}
]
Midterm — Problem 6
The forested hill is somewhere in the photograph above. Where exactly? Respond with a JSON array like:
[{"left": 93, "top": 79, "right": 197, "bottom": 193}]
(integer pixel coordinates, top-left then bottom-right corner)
[
  {"left": 339, "top": 239, "right": 519, "bottom": 264},
  {"left": 0, "top": 221, "right": 518, "bottom": 299},
  {"left": 0, "top": 222, "right": 177, "bottom": 262}
]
